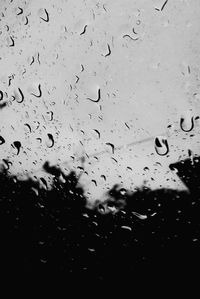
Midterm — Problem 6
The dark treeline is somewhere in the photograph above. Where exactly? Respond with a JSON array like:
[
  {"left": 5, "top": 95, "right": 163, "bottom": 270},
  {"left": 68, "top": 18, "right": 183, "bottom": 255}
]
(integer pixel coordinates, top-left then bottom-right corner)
[{"left": 0, "top": 157, "right": 200, "bottom": 282}]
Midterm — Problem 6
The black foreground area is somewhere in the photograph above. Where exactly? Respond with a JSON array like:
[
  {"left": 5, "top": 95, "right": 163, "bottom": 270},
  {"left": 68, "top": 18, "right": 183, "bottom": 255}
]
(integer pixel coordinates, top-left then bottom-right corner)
[{"left": 0, "top": 157, "right": 200, "bottom": 282}]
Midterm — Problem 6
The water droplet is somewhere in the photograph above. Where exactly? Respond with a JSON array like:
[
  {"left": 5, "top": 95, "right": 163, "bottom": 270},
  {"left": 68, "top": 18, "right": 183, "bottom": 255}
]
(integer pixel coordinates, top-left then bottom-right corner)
[
  {"left": 91, "top": 179, "right": 97, "bottom": 186},
  {"left": 88, "top": 248, "right": 95, "bottom": 252},
  {"left": 87, "top": 87, "right": 101, "bottom": 103},
  {"left": 121, "top": 225, "right": 132, "bottom": 231},
  {"left": 0, "top": 136, "right": 5, "bottom": 145},
  {"left": 24, "top": 123, "right": 31, "bottom": 133},
  {"left": 105, "top": 142, "right": 115, "bottom": 154},
  {"left": 100, "top": 174, "right": 106, "bottom": 180},
  {"left": 150, "top": 212, "right": 157, "bottom": 217},
  {"left": 31, "top": 187, "right": 39, "bottom": 196},
  {"left": 97, "top": 204, "right": 104, "bottom": 213},
  {"left": 143, "top": 166, "right": 149, "bottom": 171},
  {"left": 46, "top": 133, "right": 54, "bottom": 148},
  {"left": 0, "top": 90, "right": 3, "bottom": 101},
  {"left": 40, "top": 258, "right": 47, "bottom": 264},
  {"left": 2, "top": 159, "right": 12, "bottom": 170},
  {"left": 119, "top": 188, "right": 126, "bottom": 195},
  {"left": 12, "top": 141, "right": 21, "bottom": 155},
  {"left": 47, "top": 111, "right": 53, "bottom": 121},
  {"left": 126, "top": 166, "right": 132, "bottom": 171},
  {"left": 107, "top": 202, "right": 117, "bottom": 213},
  {"left": 38, "top": 8, "right": 49, "bottom": 22},
  {"left": 188, "top": 149, "right": 192, "bottom": 157},
  {"left": 40, "top": 177, "right": 48, "bottom": 189},
  {"left": 180, "top": 113, "right": 194, "bottom": 132},
  {"left": 166, "top": 124, "right": 174, "bottom": 137},
  {"left": 132, "top": 211, "right": 147, "bottom": 220},
  {"left": 154, "top": 136, "right": 169, "bottom": 156},
  {"left": 93, "top": 129, "right": 100, "bottom": 139}
]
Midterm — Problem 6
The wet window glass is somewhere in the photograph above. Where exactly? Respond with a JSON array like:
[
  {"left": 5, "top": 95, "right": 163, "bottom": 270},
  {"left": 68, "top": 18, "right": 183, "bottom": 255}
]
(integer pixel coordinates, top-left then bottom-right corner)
[{"left": 0, "top": 0, "right": 200, "bottom": 279}]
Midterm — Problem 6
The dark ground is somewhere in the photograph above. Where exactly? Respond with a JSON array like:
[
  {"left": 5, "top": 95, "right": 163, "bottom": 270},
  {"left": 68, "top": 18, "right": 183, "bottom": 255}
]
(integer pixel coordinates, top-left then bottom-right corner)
[{"left": 0, "top": 156, "right": 200, "bottom": 283}]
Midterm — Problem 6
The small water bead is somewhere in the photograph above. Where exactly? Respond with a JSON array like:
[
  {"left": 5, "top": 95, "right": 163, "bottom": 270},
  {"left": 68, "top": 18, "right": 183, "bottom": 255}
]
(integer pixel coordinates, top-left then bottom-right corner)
[
  {"left": 166, "top": 124, "right": 175, "bottom": 137},
  {"left": 2, "top": 159, "right": 12, "bottom": 170},
  {"left": 46, "top": 133, "right": 54, "bottom": 148},
  {"left": 105, "top": 142, "right": 115, "bottom": 154},
  {"left": 154, "top": 136, "right": 169, "bottom": 156},
  {"left": 0, "top": 90, "right": 3, "bottom": 101},
  {"left": 0, "top": 136, "right": 5, "bottom": 145},
  {"left": 24, "top": 123, "right": 31, "bottom": 133},
  {"left": 12, "top": 141, "right": 21, "bottom": 155},
  {"left": 119, "top": 188, "right": 126, "bottom": 196},
  {"left": 121, "top": 225, "right": 132, "bottom": 231},
  {"left": 97, "top": 203, "right": 106, "bottom": 214},
  {"left": 47, "top": 111, "right": 53, "bottom": 121},
  {"left": 132, "top": 211, "right": 148, "bottom": 220},
  {"left": 97, "top": 201, "right": 117, "bottom": 214}
]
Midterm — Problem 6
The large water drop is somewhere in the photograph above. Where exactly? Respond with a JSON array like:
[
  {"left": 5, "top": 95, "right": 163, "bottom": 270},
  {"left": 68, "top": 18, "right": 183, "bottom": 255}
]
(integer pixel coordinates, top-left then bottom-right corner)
[{"left": 154, "top": 136, "right": 169, "bottom": 156}]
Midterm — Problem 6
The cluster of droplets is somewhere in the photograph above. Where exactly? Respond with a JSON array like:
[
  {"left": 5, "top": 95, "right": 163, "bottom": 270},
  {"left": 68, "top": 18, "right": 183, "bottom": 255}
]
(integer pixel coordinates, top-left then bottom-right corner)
[
  {"left": 154, "top": 112, "right": 199, "bottom": 157},
  {"left": 0, "top": 0, "right": 199, "bottom": 209}
]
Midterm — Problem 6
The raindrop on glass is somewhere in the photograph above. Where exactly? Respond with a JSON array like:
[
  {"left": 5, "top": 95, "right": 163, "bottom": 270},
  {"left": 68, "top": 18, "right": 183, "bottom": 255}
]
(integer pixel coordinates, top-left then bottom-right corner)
[
  {"left": 0, "top": 136, "right": 5, "bottom": 145},
  {"left": 12, "top": 141, "right": 21, "bottom": 155},
  {"left": 154, "top": 136, "right": 169, "bottom": 156},
  {"left": 180, "top": 113, "right": 194, "bottom": 132}
]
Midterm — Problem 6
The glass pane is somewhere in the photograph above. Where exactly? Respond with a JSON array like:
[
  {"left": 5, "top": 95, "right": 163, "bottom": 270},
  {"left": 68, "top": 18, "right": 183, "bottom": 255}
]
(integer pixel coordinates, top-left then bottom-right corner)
[{"left": 0, "top": 0, "right": 200, "bottom": 277}]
